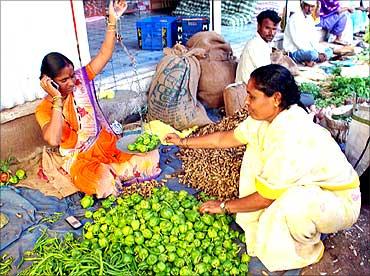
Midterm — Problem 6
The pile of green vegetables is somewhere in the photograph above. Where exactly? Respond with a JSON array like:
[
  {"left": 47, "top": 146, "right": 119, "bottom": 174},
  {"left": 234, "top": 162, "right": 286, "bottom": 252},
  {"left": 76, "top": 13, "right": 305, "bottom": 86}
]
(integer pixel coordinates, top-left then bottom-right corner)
[
  {"left": 19, "top": 187, "right": 249, "bottom": 275},
  {"left": 299, "top": 77, "right": 370, "bottom": 108},
  {"left": 0, "top": 156, "right": 26, "bottom": 186},
  {"left": 128, "top": 132, "right": 160, "bottom": 153}
]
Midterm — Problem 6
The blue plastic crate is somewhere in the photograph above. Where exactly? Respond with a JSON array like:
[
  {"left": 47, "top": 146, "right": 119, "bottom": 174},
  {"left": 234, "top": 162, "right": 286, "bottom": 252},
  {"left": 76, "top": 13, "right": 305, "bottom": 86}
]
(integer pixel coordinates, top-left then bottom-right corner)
[
  {"left": 136, "top": 16, "right": 177, "bottom": 50},
  {"left": 176, "top": 16, "right": 209, "bottom": 45}
]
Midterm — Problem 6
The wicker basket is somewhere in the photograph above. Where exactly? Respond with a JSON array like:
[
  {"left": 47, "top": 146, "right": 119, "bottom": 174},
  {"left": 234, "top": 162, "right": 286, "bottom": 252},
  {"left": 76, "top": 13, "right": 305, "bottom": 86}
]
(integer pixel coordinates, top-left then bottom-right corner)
[{"left": 324, "top": 107, "right": 351, "bottom": 144}]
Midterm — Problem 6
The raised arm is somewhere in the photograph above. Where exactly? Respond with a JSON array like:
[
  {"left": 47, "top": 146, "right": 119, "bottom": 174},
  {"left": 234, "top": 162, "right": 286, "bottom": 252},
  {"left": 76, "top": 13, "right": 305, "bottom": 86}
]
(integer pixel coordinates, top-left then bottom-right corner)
[
  {"left": 87, "top": 0, "right": 127, "bottom": 76},
  {"left": 165, "top": 130, "right": 244, "bottom": 149}
]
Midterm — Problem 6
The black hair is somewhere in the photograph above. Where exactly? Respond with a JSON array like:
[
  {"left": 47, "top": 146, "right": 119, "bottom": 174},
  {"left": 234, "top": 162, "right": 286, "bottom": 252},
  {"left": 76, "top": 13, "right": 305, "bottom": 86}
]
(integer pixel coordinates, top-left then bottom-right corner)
[
  {"left": 250, "top": 64, "right": 307, "bottom": 112},
  {"left": 257, "top": 10, "right": 281, "bottom": 25},
  {"left": 40, "top": 52, "right": 74, "bottom": 80}
]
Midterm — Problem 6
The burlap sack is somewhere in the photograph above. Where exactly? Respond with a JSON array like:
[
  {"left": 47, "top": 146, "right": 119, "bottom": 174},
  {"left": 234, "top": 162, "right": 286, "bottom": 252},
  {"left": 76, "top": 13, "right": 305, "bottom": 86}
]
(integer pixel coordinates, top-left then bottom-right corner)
[
  {"left": 271, "top": 49, "right": 299, "bottom": 76},
  {"left": 223, "top": 82, "right": 247, "bottom": 117},
  {"left": 147, "top": 44, "right": 212, "bottom": 130},
  {"left": 186, "top": 31, "right": 237, "bottom": 108}
]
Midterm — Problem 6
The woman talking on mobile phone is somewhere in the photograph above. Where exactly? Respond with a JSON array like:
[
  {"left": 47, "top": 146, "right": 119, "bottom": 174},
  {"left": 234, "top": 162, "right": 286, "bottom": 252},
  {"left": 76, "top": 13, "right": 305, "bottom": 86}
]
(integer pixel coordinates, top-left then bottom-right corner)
[{"left": 36, "top": 0, "right": 160, "bottom": 198}]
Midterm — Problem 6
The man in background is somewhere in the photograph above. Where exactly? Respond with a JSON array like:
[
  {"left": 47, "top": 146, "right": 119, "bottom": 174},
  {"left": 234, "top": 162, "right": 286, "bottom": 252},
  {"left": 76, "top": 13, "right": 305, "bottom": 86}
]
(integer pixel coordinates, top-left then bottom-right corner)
[
  {"left": 283, "top": 0, "right": 333, "bottom": 67},
  {"left": 235, "top": 10, "right": 281, "bottom": 83}
]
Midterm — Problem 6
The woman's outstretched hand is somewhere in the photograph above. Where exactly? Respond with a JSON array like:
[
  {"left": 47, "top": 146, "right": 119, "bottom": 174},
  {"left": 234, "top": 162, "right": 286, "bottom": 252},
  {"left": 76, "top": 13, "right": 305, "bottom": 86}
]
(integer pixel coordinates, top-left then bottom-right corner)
[
  {"left": 109, "top": 0, "right": 128, "bottom": 20},
  {"left": 164, "top": 133, "right": 182, "bottom": 146}
]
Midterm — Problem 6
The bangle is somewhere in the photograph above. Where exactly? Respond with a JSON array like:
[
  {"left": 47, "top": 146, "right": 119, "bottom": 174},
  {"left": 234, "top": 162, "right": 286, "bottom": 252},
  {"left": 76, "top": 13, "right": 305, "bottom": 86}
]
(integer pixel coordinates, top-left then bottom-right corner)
[
  {"left": 52, "top": 106, "right": 63, "bottom": 113},
  {"left": 52, "top": 101, "right": 63, "bottom": 108},
  {"left": 52, "top": 95, "right": 62, "bottom": 101},
  {"left": 53, "top": 100, "right": 63, "bottom": 107},
  {"left": 107, "top": 29, "right": 116, "bottom": 33}
]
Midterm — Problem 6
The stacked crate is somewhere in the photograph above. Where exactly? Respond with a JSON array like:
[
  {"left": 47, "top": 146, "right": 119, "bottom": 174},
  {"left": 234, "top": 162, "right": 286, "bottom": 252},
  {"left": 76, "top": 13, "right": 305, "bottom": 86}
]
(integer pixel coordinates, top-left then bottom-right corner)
[{"left": 136, "top": 16, "right": 209, "bottom": 50}]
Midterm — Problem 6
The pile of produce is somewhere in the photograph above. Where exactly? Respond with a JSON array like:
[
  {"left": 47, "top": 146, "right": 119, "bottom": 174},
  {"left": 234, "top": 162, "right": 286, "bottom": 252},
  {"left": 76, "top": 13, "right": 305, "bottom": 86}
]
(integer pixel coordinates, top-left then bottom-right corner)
[
  {"left": 299, "top": 77, "right": 370, "bottom": 108},
  {"left": 0, "top": 156, "right": 26, "bottom": 186},
  {"left": 178, "top": 109, "right": 248, "bottom": 200},
  {"left": 128, "top": 132, "right": 160, "bottom": 153},
  {"left": 19, "top": 187, "right": 249, "bottom": 275},
  {"left": 0, "top": 254, "right": 13, "bottom": 276}
]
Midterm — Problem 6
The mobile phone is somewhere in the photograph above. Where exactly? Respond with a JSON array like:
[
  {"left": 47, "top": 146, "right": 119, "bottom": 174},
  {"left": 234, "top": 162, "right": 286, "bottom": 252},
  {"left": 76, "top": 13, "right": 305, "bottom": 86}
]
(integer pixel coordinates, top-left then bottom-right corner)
[
  {"left": 51, "top": 80, "right": 59, "bottom": 90},
  {"left": 65, "top": 215, "right": 83, "bottom": 229}
]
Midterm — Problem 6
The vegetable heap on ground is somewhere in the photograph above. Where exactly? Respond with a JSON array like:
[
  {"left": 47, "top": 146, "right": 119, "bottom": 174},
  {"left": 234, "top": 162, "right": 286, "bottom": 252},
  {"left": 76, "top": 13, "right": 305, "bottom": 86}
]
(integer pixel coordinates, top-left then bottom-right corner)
[
  {"left": 19, "top": 187, "right": 250, "bottom": 276},
  {"left": 299, "top": 77, "right": 370, "bottom": 108},
  {"left": 178, "top": 109, "right": 248, "bottom": 200},
  {"left": 128, "top": 132, "right": 160, "bottom": 153},
  {"left": 0, "top": 156, "right": 27, "bottom": 186}
]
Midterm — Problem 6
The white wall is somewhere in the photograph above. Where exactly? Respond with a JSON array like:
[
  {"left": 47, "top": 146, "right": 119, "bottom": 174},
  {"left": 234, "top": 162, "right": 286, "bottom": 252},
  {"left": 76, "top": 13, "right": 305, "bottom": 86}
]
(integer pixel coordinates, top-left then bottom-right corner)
[{"left": 1, "top": 0, "right": 91, "bottom": 110}]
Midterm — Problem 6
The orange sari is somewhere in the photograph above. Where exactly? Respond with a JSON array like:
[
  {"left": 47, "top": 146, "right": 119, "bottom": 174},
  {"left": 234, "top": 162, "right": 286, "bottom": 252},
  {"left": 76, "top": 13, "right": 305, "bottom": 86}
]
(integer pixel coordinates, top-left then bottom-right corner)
[{"left": 36, "top": 66, "right": 160, "bottom": 197}]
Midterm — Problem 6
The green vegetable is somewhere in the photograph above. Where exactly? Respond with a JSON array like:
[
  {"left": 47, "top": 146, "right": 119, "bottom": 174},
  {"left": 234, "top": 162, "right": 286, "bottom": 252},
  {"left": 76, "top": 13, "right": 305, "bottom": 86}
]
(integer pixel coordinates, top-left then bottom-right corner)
[
  {"left": 128, "top": 132, "right": 161, "bottom": 152},
  {"left": 20, "top": 188, "right": 250, "bottom": 275},
  {"left": 8, "top": 175, "right": 19, "bottom": 184},
  {"left": 80, "top": 195, "right": 94, "bottom": 209},
  {"left": 15, "top": 169, "right": 26, "bottom": 180},
  {"left": 146, "top": 254, "right": 158, "bottom": 266}
]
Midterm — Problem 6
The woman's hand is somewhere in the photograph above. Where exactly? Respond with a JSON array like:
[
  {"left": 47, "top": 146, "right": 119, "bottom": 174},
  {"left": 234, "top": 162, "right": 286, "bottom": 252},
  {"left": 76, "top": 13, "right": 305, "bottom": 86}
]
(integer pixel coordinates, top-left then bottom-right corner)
[
  {"left": 164, "top": 133, "right": 182, "bottom": 146},
  {"left": 199, "top": 200, "right": 223, "bottom": 214},
  {"left": 108, "top": 0, "right": 128, "bottom": 21},
  {"left": 40, "top": 75, "right": 61, "bottom": 98}
]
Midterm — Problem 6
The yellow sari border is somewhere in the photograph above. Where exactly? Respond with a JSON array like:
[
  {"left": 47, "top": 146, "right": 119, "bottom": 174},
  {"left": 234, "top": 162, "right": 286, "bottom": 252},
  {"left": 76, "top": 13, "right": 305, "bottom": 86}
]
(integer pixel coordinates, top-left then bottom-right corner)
[
  {"left": 255, "top": 176, "right": 288, "bottom": 200},
  {"left": 255, "top": 175, "right": 360, "bottom": 200}
]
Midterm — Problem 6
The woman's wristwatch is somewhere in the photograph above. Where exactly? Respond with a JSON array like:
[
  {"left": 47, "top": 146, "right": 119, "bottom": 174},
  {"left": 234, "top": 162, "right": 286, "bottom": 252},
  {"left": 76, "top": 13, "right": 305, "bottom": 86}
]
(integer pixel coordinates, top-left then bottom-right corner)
[{"left": 220, "top": 200, "right": 230, "bottom": 214}]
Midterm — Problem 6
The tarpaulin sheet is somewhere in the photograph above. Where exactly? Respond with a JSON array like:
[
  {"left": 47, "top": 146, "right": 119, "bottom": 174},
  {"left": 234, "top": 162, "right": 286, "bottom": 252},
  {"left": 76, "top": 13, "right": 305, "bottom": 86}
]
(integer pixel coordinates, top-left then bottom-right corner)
[{"left": 0, "top": 109, "right": 299, "bottom": 276}]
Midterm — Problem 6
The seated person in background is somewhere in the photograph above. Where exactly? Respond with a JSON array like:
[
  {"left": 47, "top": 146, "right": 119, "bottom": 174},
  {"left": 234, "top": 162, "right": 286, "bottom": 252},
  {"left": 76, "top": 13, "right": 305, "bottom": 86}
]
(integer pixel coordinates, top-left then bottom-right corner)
[
  {"left": 166, "top": 64, "right": 360, "bottom": 272},
  {"left": 319, "top": 0, "right": 353, "bottom": 45},
  {"left": 235, "top": 10, "right": 281, "bottom": 84},
  {"left": 341, "top": 0, "right": 369, "bottom": 37},
  {"left": 36, "top": 0, "right": 160, "bottom": 198},
  {"left": 284, "top": 0, "right": 333, "bottom": 67}
]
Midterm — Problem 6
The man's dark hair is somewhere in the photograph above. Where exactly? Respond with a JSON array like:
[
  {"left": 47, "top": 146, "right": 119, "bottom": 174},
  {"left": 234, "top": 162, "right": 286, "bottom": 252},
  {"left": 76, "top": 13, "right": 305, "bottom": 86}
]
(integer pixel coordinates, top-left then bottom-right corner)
[{"left": 257, "top": 10, "right": 281, "bottom": 25}]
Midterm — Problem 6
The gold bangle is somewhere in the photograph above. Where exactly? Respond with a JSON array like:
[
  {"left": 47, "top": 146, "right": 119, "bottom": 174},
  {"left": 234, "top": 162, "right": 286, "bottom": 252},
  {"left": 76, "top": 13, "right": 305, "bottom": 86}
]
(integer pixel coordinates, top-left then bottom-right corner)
[
  {"left": 107, "top": 21, "right": 116, "bottom": 26},
  {"left": 53, "top": 100, "right": 62, "bottom": 107},
  {"left": 52, "top": 102, "right": 63, "bottom": 108},
  {"left": 52, "top": 106, "right": 62, "bottom": 113},
  {"left": 52, "top": 95, "right": 62, "bottom": 101},
  {"left": 107, "top": 29, "right": 116, "bottom": 32}
]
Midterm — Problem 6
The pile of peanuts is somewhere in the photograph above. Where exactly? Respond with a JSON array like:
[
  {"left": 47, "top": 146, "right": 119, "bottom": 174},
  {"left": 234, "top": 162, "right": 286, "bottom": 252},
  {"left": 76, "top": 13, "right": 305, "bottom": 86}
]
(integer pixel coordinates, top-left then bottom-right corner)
[
  {"left": 120, "top": 179, "right": 164, "bottom": 198},
  {"left": 178, "top": 109, "right": 248, "bottom": 200}
]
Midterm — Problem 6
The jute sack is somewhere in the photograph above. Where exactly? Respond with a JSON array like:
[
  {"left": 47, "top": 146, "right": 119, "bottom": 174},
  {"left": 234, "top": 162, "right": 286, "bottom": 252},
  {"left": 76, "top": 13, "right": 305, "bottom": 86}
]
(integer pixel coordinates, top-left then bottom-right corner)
[
  {"left": 223, "top": 82, "right": 247, "bottom": 117},
  {"left": 147, "top": 44, "right": 212, "bottom": 130},
  {"left": 187, "top": 31, "right": 237, "bottom": 108},
  {"left": 271, "top": 49, "right": 299, "bottom": 76}
]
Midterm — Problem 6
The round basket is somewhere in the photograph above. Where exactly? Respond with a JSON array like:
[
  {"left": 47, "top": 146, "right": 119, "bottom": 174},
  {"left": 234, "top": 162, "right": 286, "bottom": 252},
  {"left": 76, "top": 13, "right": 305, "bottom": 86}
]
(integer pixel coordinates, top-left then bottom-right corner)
[{"left": 324, "top": 108, "right": 351, "bottom": 144}]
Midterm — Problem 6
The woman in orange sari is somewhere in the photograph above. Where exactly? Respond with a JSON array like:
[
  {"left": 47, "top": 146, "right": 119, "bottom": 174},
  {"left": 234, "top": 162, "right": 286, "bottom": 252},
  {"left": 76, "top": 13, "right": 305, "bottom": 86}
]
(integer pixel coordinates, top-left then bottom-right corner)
[{"left": 35, "top": 0, "right": 160, "bottom": 198}]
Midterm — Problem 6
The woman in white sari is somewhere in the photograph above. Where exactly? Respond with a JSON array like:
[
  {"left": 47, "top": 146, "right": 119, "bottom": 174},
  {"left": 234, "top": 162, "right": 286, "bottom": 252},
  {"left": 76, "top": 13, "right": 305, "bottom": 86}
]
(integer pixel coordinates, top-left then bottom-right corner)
[{"left": 165, "top": 64, "right": 361, "bottom": 272}]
